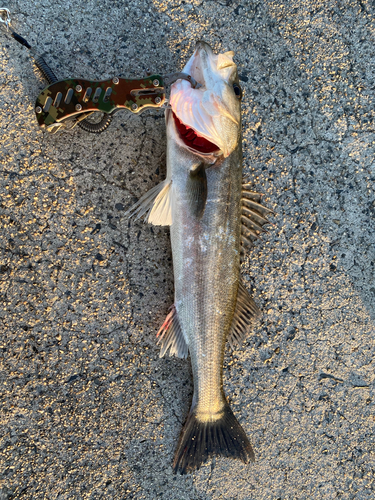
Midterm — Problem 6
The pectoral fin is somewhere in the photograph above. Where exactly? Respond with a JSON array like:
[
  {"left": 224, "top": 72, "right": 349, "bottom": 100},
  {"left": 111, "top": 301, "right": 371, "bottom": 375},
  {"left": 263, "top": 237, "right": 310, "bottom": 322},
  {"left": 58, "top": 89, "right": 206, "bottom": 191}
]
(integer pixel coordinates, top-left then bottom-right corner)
[
  {"left": 228, "top": 281, "right": 261, "bottom": 349},
  {"left": 187, "top": 163, "right": 207, "bottom": 219}
]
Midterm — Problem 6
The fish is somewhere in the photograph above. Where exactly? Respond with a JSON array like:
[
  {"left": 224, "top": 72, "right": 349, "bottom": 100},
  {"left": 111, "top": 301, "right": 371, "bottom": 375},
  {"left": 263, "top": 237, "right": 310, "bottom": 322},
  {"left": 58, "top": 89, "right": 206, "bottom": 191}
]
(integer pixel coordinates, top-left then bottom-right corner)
[{"left": 127, "top": 41, "right": 271, "bottom": 474}]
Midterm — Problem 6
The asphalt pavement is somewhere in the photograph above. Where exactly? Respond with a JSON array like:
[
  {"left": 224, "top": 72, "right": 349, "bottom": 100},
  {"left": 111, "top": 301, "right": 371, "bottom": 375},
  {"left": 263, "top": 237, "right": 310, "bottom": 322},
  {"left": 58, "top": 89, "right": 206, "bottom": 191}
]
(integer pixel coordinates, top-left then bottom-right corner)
[{"left": 0, "top": 0, "right": 374, "bottom": 499}]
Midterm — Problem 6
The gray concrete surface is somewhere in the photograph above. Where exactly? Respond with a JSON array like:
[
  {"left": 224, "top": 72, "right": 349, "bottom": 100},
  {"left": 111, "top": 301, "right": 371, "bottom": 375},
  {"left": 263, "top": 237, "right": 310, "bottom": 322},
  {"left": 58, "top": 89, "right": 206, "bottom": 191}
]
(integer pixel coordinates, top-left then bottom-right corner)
[{"left": 1, "top": 0, "right": 374, "bottom": 498}]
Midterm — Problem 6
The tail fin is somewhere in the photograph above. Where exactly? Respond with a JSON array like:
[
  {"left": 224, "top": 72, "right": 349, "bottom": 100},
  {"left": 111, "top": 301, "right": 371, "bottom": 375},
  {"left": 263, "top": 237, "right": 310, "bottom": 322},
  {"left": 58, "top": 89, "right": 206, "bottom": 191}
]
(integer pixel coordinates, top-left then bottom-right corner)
[{"left": 173, "top": 403, "right": 254, "bottom": 474}]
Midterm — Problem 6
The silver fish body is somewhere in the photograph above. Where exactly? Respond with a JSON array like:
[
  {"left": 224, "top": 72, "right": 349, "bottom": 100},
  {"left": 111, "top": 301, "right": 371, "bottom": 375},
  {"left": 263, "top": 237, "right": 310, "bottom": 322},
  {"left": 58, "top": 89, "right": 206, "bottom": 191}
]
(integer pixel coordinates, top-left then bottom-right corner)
[
  {"left": 167, "top": 108, "right": 259, "bottom": 473},
  {"left": 127, "top": 41, "right": 270, "bottom": 473},
  {"left": 169, "top": 116, "right": 242, "bottom": 422}
]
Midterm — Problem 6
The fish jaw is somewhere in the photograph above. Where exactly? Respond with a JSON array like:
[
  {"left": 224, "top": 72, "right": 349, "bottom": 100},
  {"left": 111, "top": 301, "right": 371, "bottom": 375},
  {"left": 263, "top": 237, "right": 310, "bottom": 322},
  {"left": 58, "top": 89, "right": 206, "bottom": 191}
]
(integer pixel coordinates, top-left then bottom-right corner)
[{"left": 169, "top": 41, "right": 241, "bottom": 158}]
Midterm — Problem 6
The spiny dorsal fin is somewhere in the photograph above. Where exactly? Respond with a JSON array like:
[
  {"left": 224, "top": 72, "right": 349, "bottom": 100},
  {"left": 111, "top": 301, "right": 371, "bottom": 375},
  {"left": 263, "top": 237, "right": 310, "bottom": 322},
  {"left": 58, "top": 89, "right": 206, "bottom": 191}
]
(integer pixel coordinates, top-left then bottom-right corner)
[
  {"left": 242, "top": 183, "right": 262, "bottom": 200},
  {"left": 240, "top": 184, "right": 273, "bottom": 249},
  {"left": 157, "top": 305, "right": 188, "bottom": 358},
  {"left": 227, "top": 281, "right": 261, "bottom": 349},
  {"left": 125, "top": 179, "right": 174, "bottom": 226},
  {"left": 241, "top": 183, "right": 274, "bottom": 216}
]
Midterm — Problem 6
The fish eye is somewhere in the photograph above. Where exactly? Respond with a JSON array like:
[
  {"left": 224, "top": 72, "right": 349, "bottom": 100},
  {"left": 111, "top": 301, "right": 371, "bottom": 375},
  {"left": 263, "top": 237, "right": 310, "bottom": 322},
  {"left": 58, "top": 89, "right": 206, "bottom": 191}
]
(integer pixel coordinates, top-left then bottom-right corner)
[{"left": 233, "top": 83, "right": 242, "bottom": 100}]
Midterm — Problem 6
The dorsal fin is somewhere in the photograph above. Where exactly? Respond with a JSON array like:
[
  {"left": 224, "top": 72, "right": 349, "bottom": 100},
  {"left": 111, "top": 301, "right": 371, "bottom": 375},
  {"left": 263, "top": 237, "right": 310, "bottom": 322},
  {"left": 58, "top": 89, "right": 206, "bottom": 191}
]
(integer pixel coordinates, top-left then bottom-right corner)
[
  {"left": 240, "top": 184, "right": 274, "bottom": 252},
  {"left": 157, "top": 305, "right": 189, "bottom": 358},
  {"left": 227, "top": 281, "right": 260, "bottom": 349}
]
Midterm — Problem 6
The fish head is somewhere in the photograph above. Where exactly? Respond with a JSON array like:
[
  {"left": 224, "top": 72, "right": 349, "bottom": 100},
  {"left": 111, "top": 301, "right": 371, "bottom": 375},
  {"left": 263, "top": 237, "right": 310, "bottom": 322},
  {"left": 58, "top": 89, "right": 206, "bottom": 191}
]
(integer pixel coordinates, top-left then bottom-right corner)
[{"left": 170, "top": 41, "right": 242, "bottom": 158}]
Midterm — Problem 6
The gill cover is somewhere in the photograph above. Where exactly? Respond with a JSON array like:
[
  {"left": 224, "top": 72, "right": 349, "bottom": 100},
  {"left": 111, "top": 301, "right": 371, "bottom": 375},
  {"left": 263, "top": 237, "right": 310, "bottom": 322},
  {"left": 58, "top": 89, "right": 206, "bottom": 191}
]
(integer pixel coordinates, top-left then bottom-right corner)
[{"left": 170, "top": 41, "right": 241, "bottom": 158}]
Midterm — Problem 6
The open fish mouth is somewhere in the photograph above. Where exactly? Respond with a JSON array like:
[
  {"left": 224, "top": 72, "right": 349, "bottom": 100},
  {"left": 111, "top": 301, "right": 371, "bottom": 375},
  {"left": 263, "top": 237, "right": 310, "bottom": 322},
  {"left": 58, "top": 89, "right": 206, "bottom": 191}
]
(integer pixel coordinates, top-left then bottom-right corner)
[
  {"left": 172, "top": 111, "right": 219, "bottom": 155},
  {"left": 169, "top": 41, "right": 241, "bottom": 158}
]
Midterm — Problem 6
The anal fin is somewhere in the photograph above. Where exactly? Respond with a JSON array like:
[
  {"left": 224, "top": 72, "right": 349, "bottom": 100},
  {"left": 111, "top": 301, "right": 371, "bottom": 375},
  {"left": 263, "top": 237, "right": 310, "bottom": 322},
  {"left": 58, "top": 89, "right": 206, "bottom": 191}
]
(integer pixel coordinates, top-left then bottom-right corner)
[
  {"left": 228, "top": 281, "right": 261, "bottom": 349},
  {"left": 157, "top": 305, "right": 188, "bottom": 358}
]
